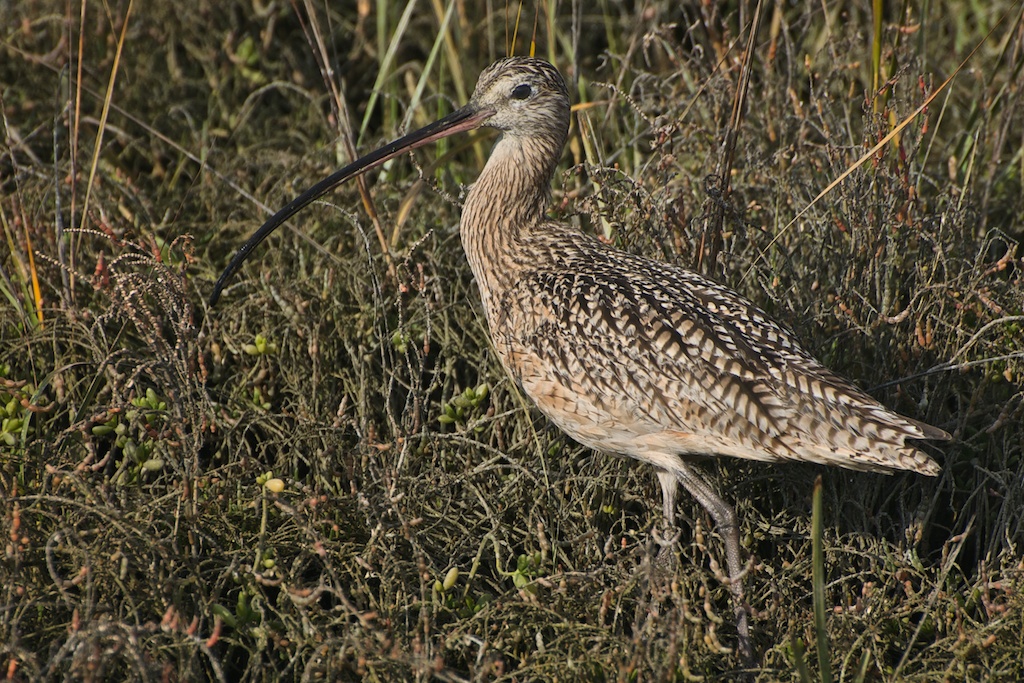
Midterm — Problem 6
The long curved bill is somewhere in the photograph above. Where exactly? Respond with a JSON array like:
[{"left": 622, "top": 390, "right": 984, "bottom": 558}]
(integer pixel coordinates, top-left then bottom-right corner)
[{"left": 209, "top": 103, "right": 496, "bottom": 306}]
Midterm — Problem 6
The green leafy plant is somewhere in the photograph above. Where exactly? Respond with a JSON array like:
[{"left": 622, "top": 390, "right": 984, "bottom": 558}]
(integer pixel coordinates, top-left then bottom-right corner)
[
  {"left": 438, "top": 383, "right": 489, "bottom": 428},
  {"left": 211, "top": 588, "right": 261, "bottom": 631},
  {"left": 510, "top": 551, "right": 544, "bottom": 596},
  {"left": 93, "top": 388, "right": 169, "bottom": 484},
  {"left": 243, "top": 334, "right": 278, "bottom": 356},
  {"left": 251, "top": 387, "right": 271, "bottom": 410},
  {"left": 0, "top": 366, "right": 39, "bottom": 448}
]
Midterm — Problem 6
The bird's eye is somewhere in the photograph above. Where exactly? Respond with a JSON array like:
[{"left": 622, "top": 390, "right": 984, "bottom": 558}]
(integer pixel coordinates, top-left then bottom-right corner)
[{"left": 510, "top": 84, "right": 532, "bottom": 100}]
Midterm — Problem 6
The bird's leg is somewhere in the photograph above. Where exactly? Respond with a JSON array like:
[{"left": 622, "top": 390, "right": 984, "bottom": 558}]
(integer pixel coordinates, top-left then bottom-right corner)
[
  {"left": 654, "top": 469, "right": 682, "bottom": 548},
  {"left": 672, "top": 462, "right": 753, "bottom": 665}
]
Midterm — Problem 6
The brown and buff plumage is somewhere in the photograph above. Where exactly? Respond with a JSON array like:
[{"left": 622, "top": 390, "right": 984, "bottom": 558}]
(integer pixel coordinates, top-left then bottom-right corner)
[{"left": 212, "top": 56, "right": 951, "bottom": 663}]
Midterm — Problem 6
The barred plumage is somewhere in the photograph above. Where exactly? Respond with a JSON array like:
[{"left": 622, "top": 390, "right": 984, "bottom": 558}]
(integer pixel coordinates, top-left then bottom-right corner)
[
  {"left": 489, "top": 232, "right": 945, "bottom": 475},
  {"left": 212, "top": 56, "right": 950, "bottom": 662}
]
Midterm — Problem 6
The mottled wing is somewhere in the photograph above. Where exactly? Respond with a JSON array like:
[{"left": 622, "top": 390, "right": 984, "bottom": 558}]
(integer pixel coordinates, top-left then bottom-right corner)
[{"left": 492, "top": 240, "right": 945, "bottom": 475}]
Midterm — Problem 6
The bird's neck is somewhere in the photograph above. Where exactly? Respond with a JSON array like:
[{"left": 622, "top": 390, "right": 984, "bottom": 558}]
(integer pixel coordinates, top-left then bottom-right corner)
[{"left": 460, "top": 133, "right": 561, "bottom": 314}]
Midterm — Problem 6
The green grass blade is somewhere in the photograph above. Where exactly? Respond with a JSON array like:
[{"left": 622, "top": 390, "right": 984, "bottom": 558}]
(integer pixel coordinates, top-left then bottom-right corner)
[
  {"left": 358, "top": 0, "right": 418, "bottom": 146},
  {"left": 400, "top": 0, "right": 454, "bottom": 132},
  {"left": 812, "top": 475, "right": 832, "bottom": 683},
  {"left": 791, "top": 637, "right": 813, "bottom": 683},
  {"left": 852, "top": 648, "right": 871, "bottom": 683}
]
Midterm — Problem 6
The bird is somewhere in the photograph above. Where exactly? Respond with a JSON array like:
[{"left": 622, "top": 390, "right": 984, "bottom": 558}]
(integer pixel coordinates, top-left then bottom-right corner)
[{"left": 210, "top": 56, "right": 951, "bottom": 661}]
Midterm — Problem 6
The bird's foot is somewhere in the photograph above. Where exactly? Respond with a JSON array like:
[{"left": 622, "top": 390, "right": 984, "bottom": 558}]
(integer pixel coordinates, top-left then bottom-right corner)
[
  {"left": 651, "top": 523, "right": 683, "bottom": 549},
  {"left": 650, "top": 523, "right": 683, "bottom": 575}
]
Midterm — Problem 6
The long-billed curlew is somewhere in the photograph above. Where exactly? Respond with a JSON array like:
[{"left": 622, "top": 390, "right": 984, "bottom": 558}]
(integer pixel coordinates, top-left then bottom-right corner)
[{"left": 210, "top": 57, "right": 950, "bottom": 660}]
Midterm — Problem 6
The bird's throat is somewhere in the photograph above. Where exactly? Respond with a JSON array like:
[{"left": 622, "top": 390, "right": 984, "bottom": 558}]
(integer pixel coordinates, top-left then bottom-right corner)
[{"left": 459, "top": 134, "right": 559, "bottom": 314}]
